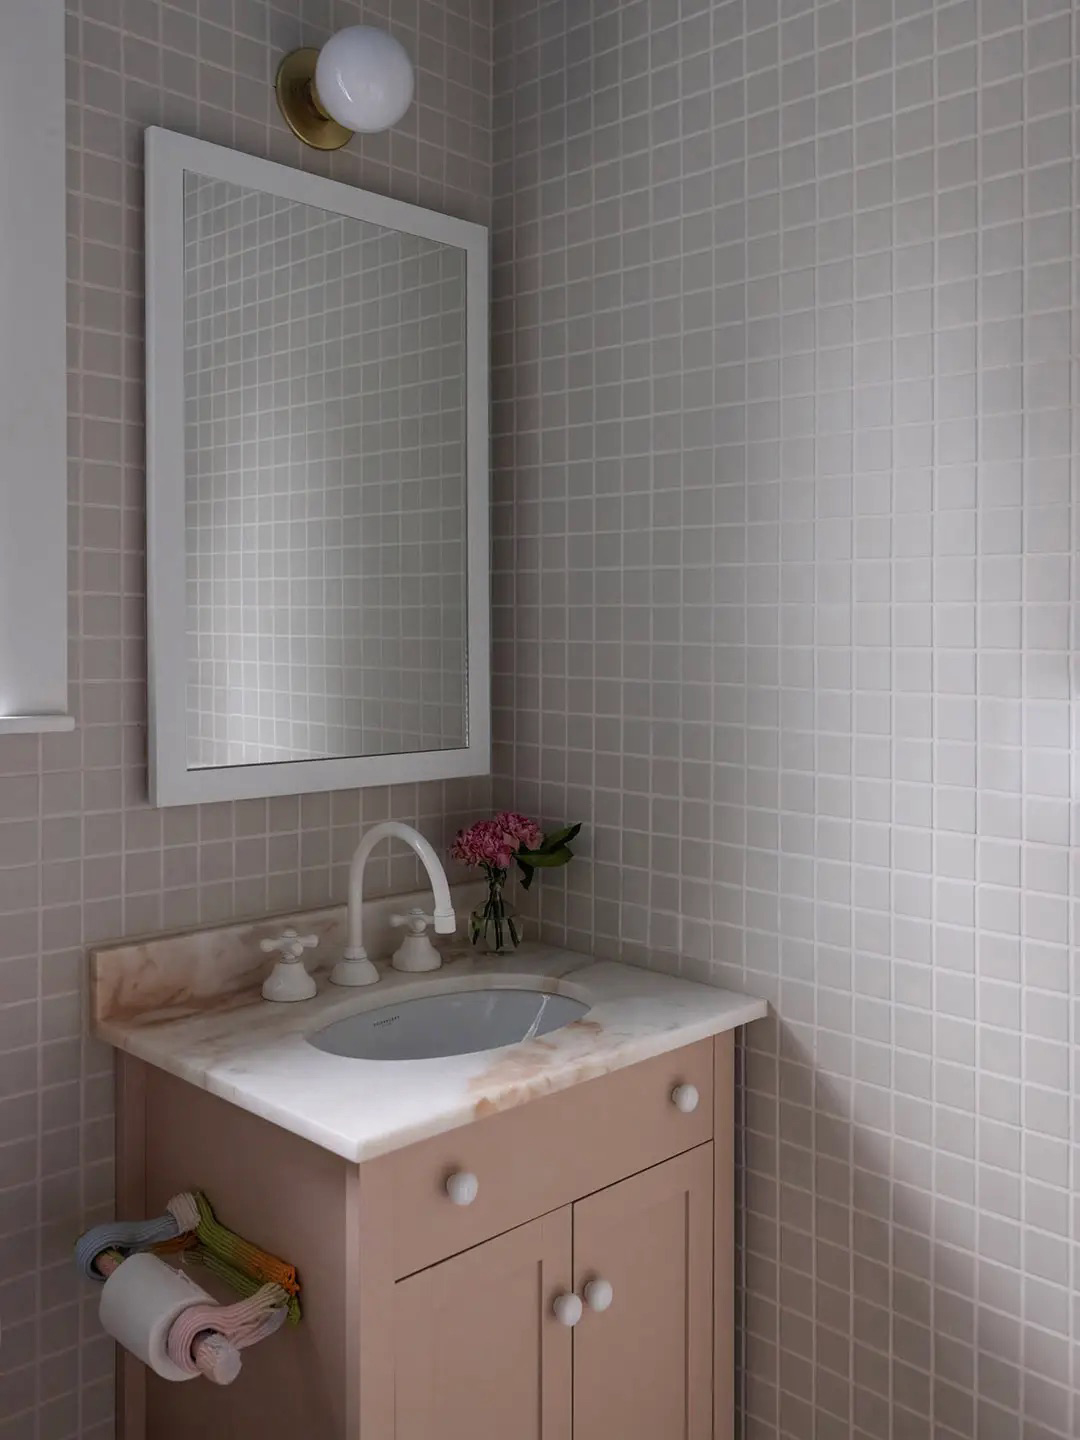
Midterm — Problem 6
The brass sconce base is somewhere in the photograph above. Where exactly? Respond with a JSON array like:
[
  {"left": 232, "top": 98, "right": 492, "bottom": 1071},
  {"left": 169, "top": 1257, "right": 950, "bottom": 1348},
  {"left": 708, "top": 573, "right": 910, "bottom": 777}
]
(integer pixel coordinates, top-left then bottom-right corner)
[{"left": 274, "top": 48, "right": 352, "bottom": 151}]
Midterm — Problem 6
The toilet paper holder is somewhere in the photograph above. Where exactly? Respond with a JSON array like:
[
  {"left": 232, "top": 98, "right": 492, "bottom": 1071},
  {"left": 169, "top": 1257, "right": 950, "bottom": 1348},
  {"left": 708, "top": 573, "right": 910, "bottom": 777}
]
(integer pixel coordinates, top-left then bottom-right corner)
[
  {"left": 76, "top": 1190, "right": 301, "bottom": 1386},
  {"left": 95, "top": 1251, "right": 245, "bottom": 1385}
]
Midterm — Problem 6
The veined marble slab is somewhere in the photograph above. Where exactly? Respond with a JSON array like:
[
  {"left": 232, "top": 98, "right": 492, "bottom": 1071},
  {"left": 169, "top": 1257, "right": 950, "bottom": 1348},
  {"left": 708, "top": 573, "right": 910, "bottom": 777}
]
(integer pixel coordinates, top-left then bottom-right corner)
[
  {"left": 91, "top": 901, "right": 767, "bottom": 1164},
  {"left": 90, "top": 882, "right": 486, "bottom": 1027}
]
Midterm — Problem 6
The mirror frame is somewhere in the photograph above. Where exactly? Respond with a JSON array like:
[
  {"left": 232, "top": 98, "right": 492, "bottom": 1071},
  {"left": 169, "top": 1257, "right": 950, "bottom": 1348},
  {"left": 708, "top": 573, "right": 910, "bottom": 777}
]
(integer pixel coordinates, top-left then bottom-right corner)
[{"left": 144, "top": 127, "right": 490, "bottom": 806}]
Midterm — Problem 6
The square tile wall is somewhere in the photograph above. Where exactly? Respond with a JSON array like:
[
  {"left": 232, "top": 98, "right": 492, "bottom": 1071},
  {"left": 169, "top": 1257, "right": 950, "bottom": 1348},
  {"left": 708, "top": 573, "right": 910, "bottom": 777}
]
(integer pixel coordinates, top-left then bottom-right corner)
[
  {"left": 0, "top": 1, "right": 490, "bottom": 1436},
  {"left": 492, "top": 2, "right": 1078, "bottom": 1437}
]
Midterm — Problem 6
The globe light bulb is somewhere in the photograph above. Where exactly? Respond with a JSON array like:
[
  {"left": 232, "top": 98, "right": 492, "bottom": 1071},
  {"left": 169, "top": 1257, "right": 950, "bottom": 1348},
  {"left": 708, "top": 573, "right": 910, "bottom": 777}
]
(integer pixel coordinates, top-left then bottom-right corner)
[{"left": 314, "top": 26, "right": 414, "bottom": 135}]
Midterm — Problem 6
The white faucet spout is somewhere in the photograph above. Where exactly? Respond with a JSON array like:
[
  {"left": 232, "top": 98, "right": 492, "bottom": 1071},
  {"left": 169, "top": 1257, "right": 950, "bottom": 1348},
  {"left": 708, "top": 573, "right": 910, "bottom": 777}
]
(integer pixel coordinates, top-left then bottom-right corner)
[{"left": 331, "top": 821, "right": 456, "bottom": 987}]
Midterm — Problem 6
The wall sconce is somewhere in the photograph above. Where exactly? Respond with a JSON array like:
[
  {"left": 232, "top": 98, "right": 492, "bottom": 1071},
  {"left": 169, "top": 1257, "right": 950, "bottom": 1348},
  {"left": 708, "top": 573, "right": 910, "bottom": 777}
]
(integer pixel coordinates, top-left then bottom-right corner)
[{"left": 275, "top": 26, "right": 415, "bottom": 151}]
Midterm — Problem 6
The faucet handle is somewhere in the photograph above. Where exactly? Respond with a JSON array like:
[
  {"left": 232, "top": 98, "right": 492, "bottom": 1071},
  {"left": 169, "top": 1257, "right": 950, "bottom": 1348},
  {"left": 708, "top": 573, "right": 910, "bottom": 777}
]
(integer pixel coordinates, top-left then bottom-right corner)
[
  {"left": 389, "top": 907, "right": 443, "bottom": 974},
  {"left": 389, "top": 908, "right": 435, "bottom": 934},
  {"left": 260, "top": 929, "right": 318, "bottom": 962}
]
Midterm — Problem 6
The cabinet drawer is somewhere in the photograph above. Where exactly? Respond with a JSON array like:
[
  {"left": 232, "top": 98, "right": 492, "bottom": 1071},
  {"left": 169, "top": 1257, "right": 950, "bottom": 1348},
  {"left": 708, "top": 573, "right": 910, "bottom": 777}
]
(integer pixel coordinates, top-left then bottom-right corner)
[{"left": 386, "top": 1040, "right": 713, "bottom": 1278}]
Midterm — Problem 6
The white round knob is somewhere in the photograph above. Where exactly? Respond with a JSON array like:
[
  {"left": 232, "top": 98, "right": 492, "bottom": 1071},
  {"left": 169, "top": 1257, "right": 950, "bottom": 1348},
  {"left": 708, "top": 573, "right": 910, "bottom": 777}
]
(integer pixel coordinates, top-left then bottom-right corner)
[
  {"left": 445, "top": 1171, "right": 479, "bottom": 1206},
  {"left": 584, "top": 1278, "right": 614, "bottom": 1313},
  {"left": 552, "top": 1293, "right": 583, "bottom": 1327},
  {"left": 671, "top": 1083, "right": 700, "bottom": 1114}
]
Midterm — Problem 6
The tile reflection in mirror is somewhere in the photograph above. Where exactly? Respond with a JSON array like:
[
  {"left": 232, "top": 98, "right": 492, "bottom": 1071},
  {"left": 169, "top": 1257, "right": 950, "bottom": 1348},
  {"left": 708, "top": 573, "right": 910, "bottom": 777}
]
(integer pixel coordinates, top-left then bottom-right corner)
[{"left": 182, "top": 173, "right": 468, "bottom": 768}]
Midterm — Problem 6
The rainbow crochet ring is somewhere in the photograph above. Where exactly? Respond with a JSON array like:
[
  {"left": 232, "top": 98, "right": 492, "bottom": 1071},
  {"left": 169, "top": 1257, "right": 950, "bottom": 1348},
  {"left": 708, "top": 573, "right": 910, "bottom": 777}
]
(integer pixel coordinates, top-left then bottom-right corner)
[{"left": 76, "top": 1189, "right": 301, "bottom": 1324}]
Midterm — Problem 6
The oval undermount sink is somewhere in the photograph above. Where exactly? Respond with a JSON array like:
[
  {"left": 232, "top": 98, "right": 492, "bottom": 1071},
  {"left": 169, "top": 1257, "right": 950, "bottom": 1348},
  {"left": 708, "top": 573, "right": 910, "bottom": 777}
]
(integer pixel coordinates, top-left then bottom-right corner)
[{"left": 308, "top": 987, "right": 590, "bottom": 1062}]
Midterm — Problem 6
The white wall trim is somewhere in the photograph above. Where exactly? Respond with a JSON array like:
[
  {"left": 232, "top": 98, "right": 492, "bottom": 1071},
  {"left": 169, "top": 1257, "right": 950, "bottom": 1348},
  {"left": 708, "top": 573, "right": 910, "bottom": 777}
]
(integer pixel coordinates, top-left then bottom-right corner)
[
  {"left": 0, "top": 0, "right": 71, "bottom": 733},
  {"left": 0, "top": 715, "right": 75, "bottom": 736}
]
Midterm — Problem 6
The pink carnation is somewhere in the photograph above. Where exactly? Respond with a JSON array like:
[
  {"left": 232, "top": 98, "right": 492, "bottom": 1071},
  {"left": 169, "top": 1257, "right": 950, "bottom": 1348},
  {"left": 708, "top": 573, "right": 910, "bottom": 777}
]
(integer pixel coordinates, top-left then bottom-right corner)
[
  {"left": 451, "top": 812, "right": 543, "bottom": 872},
  {"left": 494, "top": 811, "right": 543, "bottom": 850},
  {"left": 452, "top": 818, "right": 516, "bottom": 872}
]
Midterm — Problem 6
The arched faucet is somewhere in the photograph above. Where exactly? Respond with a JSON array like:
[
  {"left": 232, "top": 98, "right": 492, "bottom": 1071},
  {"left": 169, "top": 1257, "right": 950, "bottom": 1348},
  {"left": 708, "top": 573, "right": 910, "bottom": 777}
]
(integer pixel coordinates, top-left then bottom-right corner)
[{"left": 330, "top": 821, "right": 456, "bottom": 987}]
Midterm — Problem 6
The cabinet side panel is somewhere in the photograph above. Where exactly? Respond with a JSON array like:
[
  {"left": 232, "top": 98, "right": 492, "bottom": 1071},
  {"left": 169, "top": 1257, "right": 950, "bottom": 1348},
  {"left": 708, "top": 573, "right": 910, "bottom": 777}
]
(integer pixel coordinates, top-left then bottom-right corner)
[
  {"left": 714, "top": 1031, "right": 735, "bottom": 1438},
  {"left": 115, "top": 1055, "right": 148, "bottom": 1440},
  {"left": 139, "top": 1069, "right": 350, "bottom": 1440}
]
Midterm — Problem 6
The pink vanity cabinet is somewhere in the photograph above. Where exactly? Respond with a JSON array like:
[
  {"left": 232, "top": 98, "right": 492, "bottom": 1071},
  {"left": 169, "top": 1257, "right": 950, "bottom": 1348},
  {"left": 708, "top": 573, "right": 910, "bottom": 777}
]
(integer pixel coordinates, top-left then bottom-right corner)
[{"left": 115, "top": 1032, "right": 737, "bottom": 1440}]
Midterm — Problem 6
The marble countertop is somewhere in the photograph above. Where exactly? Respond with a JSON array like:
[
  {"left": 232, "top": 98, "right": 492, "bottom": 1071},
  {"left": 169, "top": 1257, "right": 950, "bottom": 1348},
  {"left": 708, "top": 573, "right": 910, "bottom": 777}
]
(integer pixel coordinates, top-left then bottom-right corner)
[{"left": 93, "top": 938, "right": 767, "bottom": 1164}]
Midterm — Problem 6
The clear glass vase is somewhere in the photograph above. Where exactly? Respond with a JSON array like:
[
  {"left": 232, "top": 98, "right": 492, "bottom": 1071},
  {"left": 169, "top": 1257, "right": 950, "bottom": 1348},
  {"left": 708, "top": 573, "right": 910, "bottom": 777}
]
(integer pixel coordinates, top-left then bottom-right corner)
[{"left": 470, "top": 874, "right": 521, "bottom": 954}]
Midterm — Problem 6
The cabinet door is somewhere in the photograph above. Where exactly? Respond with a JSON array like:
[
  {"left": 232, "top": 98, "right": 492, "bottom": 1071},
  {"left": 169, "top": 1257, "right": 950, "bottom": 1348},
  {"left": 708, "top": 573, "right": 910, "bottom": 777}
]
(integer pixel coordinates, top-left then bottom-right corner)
[
  {"left": 572, "top": 1145, "right": 713, "bottom": 1440},
  {"left": 394, "top": 1207, "right": 572, "bottom": 1440}
]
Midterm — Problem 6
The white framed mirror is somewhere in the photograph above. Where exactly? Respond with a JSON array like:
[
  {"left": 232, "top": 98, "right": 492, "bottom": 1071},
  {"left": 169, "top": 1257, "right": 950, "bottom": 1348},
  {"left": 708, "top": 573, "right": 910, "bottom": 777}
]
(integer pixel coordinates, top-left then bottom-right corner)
[{"left": 144, "top": 128, "right": 489, "bottom": 806}]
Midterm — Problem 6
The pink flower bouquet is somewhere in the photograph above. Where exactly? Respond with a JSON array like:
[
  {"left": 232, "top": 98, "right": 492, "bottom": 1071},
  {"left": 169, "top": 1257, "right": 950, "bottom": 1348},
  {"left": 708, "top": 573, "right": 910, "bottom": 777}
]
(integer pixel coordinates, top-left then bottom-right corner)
[{"left": 451, "top": 812, "right": 581, "bottom": 951}]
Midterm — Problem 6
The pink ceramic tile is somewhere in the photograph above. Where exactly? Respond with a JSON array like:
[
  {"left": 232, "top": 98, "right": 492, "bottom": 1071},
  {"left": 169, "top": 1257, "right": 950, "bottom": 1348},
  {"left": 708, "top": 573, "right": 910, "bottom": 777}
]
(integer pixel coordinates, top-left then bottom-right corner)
[{"left": 0, "top": 1, "right": 492, "bottom": 1433}]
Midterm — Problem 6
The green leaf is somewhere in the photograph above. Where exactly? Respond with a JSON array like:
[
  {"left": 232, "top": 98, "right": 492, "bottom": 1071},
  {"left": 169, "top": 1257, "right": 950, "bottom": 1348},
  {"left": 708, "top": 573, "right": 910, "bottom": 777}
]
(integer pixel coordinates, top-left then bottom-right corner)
[
  {"left": 516, "top": 860, "right": 535, "bottom": 891},
  {"left": 515, "top": 850, "right": 573, "bottom": 890},
  {"left": 517, "top": 847, "right": 573, "bottom": 869},
  {"left": 514, "top": 823, "right": 581, "bottom": 891}
]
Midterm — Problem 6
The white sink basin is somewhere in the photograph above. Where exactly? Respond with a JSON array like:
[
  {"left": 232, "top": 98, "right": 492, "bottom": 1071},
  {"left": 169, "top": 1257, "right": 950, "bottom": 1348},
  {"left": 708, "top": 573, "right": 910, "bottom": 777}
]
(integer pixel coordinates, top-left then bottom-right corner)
[{"left": 308, "top": 987, "right": 590, "bottom": 1062}]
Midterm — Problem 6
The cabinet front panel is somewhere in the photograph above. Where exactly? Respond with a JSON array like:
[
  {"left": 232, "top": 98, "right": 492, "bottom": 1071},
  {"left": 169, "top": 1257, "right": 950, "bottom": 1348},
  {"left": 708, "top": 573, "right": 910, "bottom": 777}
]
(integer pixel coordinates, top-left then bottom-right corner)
[
  {"left": 394, "top": 1208, "right": 572, "bottom": 1440},
  {"left": 388, "top": 1039, "right": 713, "bottom": 1277},
  {"left": 572, "top": 1145, "right": 713, "bottom": 1440}
]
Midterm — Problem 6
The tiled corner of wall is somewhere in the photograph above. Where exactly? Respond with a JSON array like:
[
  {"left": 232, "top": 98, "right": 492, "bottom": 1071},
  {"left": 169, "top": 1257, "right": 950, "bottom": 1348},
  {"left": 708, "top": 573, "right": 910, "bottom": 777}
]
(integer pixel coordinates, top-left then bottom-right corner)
[
  {"left": 7, "top": 0, "right": 1080, "bottom": 1436},
  {"left": 0, "top": 2, "right": 490, "bottom": 1436},
  {"left": 493, "top": 2, "right": 1077, "bottom": 1437}
]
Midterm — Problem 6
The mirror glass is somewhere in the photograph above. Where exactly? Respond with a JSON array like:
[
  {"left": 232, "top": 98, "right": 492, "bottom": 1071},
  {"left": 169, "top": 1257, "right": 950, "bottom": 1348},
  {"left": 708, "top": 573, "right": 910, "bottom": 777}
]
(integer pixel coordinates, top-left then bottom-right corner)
[{"left": 182, "top": 173, "right": 468, "bottom": 769}]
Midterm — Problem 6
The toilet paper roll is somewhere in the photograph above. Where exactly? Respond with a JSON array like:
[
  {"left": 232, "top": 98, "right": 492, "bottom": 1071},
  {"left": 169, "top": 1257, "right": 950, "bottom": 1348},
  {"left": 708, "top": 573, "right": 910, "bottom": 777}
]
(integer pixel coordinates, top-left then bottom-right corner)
[{"left": 99, "top": 1253, "right": 218, "bottom": 1383}]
